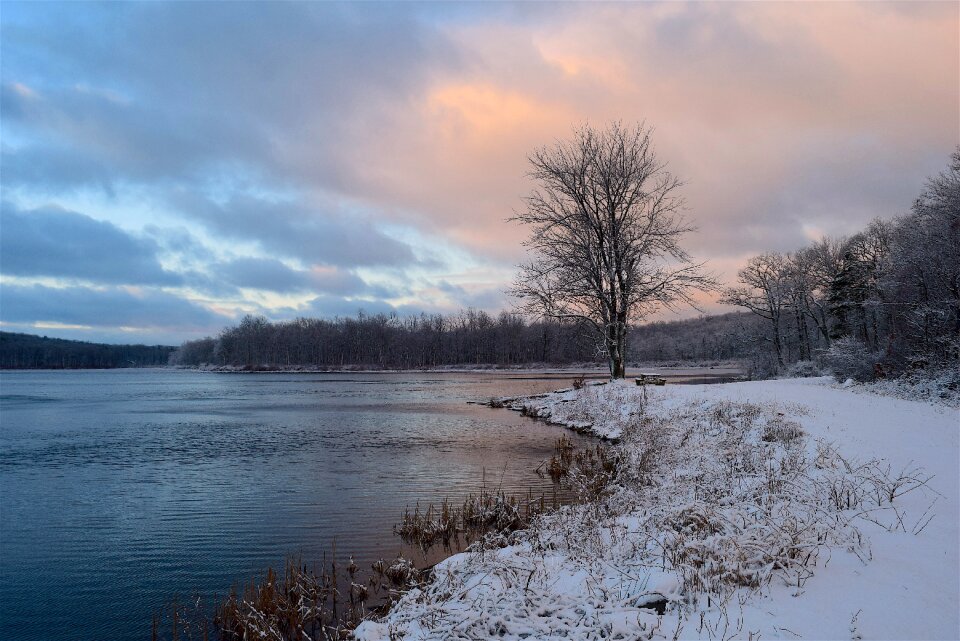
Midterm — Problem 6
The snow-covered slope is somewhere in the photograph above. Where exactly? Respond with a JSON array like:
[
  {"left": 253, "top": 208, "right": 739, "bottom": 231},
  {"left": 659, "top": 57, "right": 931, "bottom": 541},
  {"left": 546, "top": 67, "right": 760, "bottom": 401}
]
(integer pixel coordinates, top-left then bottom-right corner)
[{"left": 356, "top": 378, "right": 959, "bottom": 640}]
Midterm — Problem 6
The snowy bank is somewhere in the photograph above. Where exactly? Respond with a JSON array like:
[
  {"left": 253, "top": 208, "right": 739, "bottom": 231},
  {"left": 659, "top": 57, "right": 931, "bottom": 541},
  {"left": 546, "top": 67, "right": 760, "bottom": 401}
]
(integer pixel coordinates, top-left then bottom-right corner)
[
  {"left": 834, "top": 368, "right": 960, "bottom": 409},
  {"left": 355, "top": 378, "right": 959, "bottom": 640}
]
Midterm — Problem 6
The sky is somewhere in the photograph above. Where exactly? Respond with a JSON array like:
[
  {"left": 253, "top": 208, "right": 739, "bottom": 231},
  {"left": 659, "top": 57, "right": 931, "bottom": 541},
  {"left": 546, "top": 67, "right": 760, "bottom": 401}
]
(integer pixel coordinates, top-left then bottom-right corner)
[{"left": 1, "top": 2, "right": 957, "bottom": 345}]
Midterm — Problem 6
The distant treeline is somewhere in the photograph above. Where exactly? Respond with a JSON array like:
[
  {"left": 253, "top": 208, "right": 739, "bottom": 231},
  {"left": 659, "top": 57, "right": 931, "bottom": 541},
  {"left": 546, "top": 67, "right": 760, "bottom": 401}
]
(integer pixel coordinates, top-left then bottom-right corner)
[
  {"left": 171, "top": 309, "right": 763, "bottom": 369},
  {"left": 629, "top": 312, "right": 766, "bottom": 364},
  {"left": 0, "top": 332, "right": 176, "bottom": 369}
]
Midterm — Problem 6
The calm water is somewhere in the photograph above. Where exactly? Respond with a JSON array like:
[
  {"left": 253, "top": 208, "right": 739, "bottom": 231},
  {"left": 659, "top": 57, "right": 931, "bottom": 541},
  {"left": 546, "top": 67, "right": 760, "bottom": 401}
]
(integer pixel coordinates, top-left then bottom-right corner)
[{"left": 0, "top": 369, "right": 597, "bottom": 641}]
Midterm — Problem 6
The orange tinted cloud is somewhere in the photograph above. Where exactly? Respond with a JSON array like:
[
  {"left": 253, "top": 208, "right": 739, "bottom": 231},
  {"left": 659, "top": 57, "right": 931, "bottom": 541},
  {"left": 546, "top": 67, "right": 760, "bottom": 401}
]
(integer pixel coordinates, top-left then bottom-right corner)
[
  {"left": 428, "top": 83, "right": 571, "bottom": 146},
  {"left": 338, "top": 1, "right": 957, "bottom": 282}
]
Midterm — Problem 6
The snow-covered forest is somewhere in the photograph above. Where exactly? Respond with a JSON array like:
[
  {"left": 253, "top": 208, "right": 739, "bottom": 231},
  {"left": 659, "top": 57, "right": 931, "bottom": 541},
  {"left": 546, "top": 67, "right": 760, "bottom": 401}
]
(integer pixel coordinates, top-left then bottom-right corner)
[{"left": 724, "top": 151, "right": 959, "bottom": 380}]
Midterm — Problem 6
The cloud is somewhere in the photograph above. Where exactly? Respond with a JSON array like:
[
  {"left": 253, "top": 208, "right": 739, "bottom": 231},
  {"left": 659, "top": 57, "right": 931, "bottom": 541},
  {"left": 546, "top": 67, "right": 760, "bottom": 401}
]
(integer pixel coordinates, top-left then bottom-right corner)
[
  {"left": 0, "top": 2, "right": 956, "bottom": 341},
  {"left": 0, "top": 82, "right": 259, "bottom": 191},
  {"left": 301, "top": 294, "right": 397, "bottom": 319},
  {"left": 0, "top": 202, "right": 182, "bottom": 285},
  {"left": 215, "top": 257, "right": 370, "bottom": 296},
  {"left": 435, "top": 280, "right": 507, "bottom": 311},
  {"left": 169, "top": 192, "right": 418, "bottom": 268},
  {"left": 0, "top": 3, "right": 455, "bottom": 193},
  {"left": 215, "top": 257, "right": 311, "bottom": 293},
  {"left": 0, "top": 283, "right": 227, "bottom": 330},
  {"left": 5, "top": 2, "right": 953, "bottom": 267}
]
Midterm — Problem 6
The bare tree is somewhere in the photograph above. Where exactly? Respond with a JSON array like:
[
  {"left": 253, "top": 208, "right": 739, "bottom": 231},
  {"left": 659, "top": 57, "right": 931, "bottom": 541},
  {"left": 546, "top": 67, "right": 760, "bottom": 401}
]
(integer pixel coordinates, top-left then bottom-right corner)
[
  {"left": 794, "top": 238, "right": 843, "bottom": 347},
  {"left": 510, "top": 122, "right": 714, "bottom": 378},
  {"left": 721, "top": 253, "right": 792, "bottom": 369}
]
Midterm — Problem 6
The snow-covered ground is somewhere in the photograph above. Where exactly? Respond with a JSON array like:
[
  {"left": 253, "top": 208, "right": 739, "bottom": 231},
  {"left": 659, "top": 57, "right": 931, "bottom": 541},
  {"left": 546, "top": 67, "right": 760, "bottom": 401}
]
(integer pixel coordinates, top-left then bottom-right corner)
[{"left": 355, "top": 378, "right": 959, "bottom": 640}]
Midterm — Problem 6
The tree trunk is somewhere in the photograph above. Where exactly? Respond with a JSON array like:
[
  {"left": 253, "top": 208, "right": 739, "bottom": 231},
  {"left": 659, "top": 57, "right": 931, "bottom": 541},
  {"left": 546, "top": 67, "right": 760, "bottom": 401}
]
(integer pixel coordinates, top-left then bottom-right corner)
[
  {"left": 795, "top": 306, "right": 809, "bottom": 361},
  {"left": 612, "top": 355, "right": 626, "bottom": 379},
  {"left": 607, "top": 316, "right": 628, "bottom": 379},
  {"left": 771, "top": 316, "right": 785, "bottom": 369}
]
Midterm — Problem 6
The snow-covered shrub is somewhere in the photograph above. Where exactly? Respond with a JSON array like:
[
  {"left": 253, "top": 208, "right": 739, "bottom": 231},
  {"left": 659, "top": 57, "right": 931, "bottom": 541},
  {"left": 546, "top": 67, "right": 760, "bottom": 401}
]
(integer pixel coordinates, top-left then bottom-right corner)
[
  {"left": 746, "top": 349, "right": 780, "bottom": 380},
  {"left": 384, "top": 556, "right": 421, "bottom": 587},
  {"left": 784, "top": 359, "right": 822, "bottom": 378},
  {"left": 862, "top": 363, "right": 960, "bottom": 407},
  {"left": 761, "top": 415, "right": 804, "bottom": 442},
  {"left": 822, "top": 337, "right": 879, "bottom": 382}
]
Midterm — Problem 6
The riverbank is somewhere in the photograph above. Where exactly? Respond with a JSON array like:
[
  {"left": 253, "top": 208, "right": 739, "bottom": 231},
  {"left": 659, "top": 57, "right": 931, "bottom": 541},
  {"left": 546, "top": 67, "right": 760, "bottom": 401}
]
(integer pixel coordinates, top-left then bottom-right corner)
[{"left": 354, "top": 377, "right": 959, "bottom": 640}]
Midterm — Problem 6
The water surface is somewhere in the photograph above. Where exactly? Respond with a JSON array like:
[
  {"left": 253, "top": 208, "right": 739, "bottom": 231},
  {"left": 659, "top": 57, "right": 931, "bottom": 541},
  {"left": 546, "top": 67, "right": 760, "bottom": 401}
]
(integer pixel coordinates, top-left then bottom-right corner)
[{"left": 0, "top": 369, "right": 594, "bottom": 641}]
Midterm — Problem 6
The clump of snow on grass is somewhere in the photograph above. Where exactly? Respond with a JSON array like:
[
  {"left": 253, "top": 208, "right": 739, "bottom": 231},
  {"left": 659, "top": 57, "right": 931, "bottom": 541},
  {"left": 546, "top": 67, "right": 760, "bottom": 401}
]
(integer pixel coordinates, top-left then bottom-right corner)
[{"left": 355, "top": 379, "right": 958, "bottom": 641}]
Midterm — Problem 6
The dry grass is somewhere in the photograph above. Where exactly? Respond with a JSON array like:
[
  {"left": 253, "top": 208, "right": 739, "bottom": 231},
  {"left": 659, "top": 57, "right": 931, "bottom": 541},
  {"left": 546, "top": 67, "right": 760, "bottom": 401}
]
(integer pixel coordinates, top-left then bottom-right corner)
[
  {"left": 395, "top": 486, "right": 560, "bottom": 552},
  {"left": 541, "top": 435, "right": 575, "bottom": 482},
  {"left": 761, "top": 415, "right": 804, "bottom": 443},
  {"left": 213, "top": 555, "right": 373, "bottom": 641},
  {"left": 536, "top": 435, "right": 623, "bottom": 499},
  {"left": 152, "top": 550, "right": 429, "bottom": 641},
  {"left": 395, "top": 436, "right": 625, "bottom": 556}
]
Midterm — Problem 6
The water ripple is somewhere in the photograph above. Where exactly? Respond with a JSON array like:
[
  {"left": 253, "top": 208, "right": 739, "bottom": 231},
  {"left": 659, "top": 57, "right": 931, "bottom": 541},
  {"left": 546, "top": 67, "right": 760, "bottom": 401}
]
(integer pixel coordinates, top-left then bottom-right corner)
[{"left": 0, "top": 369, "right": 588, "bottom": 641}]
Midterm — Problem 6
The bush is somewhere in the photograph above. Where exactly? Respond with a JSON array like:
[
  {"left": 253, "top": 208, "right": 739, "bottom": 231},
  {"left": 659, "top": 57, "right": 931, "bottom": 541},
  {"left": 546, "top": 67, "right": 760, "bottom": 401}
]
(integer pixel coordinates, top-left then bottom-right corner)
[
  {"left": 784, "top": 360, "right": 822, "bottom": 378},
  {"left": 822, "top": 338, "right": 879, "bottom": 383},
  {"left": 746, "top": 349, "right": 780, "bottom": 380}
]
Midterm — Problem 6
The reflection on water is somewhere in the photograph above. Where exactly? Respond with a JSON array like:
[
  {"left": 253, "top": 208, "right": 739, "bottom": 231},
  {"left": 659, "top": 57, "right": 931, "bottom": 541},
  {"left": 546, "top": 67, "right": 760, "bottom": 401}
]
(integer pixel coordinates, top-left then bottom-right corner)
[{"left": 0, "top": 370, "right": 596, "bottom": 641}]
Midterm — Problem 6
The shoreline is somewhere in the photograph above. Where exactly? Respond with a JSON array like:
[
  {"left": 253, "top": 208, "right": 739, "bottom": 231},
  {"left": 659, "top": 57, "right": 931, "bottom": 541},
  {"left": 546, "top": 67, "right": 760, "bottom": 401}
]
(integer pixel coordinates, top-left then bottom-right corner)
[{"left": 355, "top": 377, "right": 959, "bottom": 640}]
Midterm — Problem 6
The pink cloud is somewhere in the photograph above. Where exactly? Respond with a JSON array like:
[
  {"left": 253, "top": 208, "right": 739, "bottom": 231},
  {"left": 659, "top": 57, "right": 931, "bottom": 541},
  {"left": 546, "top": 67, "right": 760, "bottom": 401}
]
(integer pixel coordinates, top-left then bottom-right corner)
[{"left": 298, "top": 2, "right": 957, "bottom": 279}]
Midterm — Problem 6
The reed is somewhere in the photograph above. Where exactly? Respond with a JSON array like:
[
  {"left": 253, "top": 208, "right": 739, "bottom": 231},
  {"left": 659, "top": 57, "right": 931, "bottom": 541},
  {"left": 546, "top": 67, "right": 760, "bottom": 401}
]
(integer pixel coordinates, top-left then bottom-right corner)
[
  {"left": 212, "top": 554, "right": 391, "bottom": 641},
  {"left": 398, "top": 437, "right": 624, "bottom": 553},
  {"left": 540, "top": 435, "right": 575, "bottom": 481},
  {"left": 152, "top": 549, "right": 425, "bottom": 641},
  {"left": 395, "top": 485, "right": 560, "bottom": 552},
  {"left": 538, "top": 436, "right": 621, "bottom": 499}
]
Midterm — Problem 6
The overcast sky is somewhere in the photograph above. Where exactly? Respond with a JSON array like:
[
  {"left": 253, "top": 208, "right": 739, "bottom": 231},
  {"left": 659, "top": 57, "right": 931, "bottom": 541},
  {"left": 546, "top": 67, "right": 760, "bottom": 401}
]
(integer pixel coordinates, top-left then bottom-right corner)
[{"left": 1, "top": 2, "right": 957, "bottom": 344}]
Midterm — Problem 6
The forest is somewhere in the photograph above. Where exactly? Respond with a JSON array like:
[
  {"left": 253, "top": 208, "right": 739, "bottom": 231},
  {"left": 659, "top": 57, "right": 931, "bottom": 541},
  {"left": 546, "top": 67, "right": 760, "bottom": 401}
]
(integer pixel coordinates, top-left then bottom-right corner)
[
  {"left": 170, "top": 309, "right": 764, "bottom": 370},
  {"left": 723, "top": 150, "right": 959, "bottom": 380},
  {"left": 0, "top": 332, "right": 176, "bottom": 369}
]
